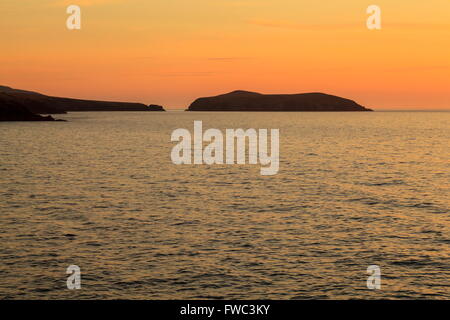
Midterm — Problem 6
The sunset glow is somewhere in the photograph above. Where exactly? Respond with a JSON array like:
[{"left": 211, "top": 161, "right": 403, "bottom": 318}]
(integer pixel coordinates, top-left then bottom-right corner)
[{"left": 1, "top": 0, "right": 450, "bottom": 109}]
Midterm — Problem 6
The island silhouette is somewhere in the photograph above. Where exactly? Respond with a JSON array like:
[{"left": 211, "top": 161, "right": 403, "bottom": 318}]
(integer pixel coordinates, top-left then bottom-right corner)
[{"left": 187, "top": 90, "right": 372, "bottom": 112}]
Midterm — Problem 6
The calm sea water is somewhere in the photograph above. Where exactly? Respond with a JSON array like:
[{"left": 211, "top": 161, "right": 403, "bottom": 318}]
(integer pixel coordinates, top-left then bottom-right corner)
[{"left": 0, "top": 111, "right": 449, "bottom": 299}]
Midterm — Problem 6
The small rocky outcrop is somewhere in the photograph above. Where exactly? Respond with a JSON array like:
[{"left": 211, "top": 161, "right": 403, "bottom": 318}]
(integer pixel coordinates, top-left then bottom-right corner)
[
  {"left": 148, "top": 104, "right": 165, "bottom": 111},
  {"left": 0, "top": 103, "right": 62, "bottom": 121}
]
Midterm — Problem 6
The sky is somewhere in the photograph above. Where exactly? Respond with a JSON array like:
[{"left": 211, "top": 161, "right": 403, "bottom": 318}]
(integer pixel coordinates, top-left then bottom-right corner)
[{"left": 1, "top": 0, "right": 450, "bottom": 109}]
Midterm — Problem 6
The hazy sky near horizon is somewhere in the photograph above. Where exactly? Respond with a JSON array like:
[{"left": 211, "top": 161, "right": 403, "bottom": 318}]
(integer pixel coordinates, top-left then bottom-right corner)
[{"left": 1, "top": 0, "right": 449, "bottom": 109}]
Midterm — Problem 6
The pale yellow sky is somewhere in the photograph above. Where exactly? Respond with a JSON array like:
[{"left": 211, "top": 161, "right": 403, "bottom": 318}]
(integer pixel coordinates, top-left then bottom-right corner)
[{"left": 1, "top": 0, "right": 449, "bottom": 109}]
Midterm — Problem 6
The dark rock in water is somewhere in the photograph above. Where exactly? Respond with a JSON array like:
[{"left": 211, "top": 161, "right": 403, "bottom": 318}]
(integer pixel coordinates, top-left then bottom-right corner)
[
  {"left": 148, "top": 104, "right": 165, "bottom": 111},
  {"left": 187, "top": 90, "right": 373, "bottom": 112},
  {"left": 0, "top": 85, "right": 164, "bottom": 113},
  {"left": 0, "top": 101, "right": 63, "bottom": 121}
]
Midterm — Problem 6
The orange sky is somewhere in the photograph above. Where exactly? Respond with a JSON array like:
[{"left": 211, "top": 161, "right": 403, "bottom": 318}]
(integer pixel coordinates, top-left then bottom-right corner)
[{"left": 1, "top": 0, "right": 449, "bottom": 109}]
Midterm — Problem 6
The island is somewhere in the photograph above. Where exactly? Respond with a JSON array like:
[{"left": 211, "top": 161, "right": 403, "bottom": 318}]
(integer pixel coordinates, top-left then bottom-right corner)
[
  {"left": 0, "top": 85, "right": 165, "bottom": 121},
  {"left": 187, "top": 90, "right": 373, "bottom": 112}
]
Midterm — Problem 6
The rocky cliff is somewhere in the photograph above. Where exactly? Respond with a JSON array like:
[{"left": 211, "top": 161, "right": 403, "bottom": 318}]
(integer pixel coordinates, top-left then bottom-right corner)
[{"left": 0, "top": 86, "right": 165, "bottom": 114}]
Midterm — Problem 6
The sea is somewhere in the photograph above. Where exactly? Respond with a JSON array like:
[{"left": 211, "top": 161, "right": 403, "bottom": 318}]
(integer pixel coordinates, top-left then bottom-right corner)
[{"left": 0, "top": 111, "right": 449, "bottom": 299}]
